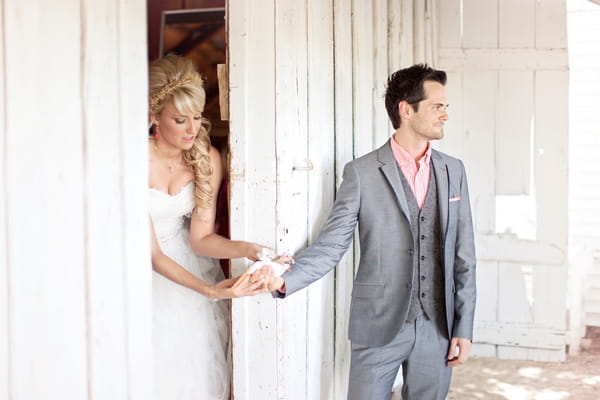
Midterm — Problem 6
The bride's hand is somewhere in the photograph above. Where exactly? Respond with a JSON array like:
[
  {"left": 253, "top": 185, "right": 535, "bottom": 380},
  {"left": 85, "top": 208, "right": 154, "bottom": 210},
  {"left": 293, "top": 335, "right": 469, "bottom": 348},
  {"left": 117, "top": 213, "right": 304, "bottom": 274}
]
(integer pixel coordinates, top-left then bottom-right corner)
[
  {"left": 244, "top": 242, "right": 276, "bottom": 262},
  {"left": 209, "top": 265, "right": 273, "bottom": 299}
]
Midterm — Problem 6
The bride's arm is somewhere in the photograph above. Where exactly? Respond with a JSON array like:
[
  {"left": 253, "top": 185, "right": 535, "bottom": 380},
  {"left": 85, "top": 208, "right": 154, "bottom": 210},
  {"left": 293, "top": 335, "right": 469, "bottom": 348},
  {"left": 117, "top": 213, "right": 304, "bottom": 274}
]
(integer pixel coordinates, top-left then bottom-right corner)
[
  {"left": 150, "top": 217, "right": 267, "bottom": 299},
  {"left": 189, "top": 146, "right": 265, "bottom": 260}
]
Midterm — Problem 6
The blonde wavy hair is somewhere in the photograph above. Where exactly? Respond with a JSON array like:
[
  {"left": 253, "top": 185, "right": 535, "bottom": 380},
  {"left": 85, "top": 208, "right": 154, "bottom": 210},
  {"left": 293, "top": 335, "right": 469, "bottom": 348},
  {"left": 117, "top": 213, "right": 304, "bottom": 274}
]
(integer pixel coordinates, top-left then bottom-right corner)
[{"left": 149, "top": 54, "right": 213, "bottom": 211}]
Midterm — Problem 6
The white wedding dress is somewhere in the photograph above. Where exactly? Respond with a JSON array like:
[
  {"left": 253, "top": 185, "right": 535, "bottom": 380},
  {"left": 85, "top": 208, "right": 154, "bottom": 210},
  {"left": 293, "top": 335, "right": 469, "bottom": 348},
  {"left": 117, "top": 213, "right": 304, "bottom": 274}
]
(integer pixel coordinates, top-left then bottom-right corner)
[{"left": 150, "top": 182, "right": 230, "bottom": 400}]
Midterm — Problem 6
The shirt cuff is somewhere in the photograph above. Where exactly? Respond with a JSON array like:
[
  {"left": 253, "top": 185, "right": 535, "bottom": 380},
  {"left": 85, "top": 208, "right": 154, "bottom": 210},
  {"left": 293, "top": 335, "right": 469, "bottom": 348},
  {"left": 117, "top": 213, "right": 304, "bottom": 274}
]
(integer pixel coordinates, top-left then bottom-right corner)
[{"left": 277, "top": 282, "right": 286, "bottom": 294}]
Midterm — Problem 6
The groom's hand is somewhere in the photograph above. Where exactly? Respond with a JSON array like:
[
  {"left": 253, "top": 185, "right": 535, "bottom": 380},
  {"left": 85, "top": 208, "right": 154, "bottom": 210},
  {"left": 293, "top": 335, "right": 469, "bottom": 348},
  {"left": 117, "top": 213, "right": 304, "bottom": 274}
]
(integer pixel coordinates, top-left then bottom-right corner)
[
  {"left": 446, "top": 337, "right": 471, "bottom": 366},
  {"left": 266, "top": 276, "right": 285, "bottom": 293}
]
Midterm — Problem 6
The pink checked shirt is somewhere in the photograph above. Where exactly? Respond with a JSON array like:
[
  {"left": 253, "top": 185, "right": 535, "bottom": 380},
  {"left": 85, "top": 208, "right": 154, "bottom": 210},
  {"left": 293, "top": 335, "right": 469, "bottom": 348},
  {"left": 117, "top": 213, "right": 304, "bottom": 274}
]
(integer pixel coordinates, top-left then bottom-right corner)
[{"left": 390, "top": 138, "right": 432, "bottom": 209}]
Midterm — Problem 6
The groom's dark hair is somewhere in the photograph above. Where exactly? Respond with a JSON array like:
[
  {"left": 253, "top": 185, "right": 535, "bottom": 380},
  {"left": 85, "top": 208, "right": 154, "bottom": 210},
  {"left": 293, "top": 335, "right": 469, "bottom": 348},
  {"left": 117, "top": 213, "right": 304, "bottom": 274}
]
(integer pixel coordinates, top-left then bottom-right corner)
[{"left": 384, "top": 64, "right": 447, "bottom": 129}]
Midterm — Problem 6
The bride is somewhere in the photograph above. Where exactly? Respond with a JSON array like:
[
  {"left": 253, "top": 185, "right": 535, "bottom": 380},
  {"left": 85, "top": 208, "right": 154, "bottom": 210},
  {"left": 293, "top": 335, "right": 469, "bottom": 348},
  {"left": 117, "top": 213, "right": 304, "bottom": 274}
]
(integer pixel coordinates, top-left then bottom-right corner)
[{"left": 148, "top": 54, "right": 271, "bottom": 399}]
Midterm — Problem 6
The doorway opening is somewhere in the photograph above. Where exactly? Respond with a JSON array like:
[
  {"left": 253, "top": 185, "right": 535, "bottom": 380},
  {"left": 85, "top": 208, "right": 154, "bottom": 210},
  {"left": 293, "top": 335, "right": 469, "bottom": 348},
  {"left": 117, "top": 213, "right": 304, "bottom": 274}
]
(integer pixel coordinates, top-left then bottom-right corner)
[{"left": 147, "top": 0, "right": 230, "bottom": 276}]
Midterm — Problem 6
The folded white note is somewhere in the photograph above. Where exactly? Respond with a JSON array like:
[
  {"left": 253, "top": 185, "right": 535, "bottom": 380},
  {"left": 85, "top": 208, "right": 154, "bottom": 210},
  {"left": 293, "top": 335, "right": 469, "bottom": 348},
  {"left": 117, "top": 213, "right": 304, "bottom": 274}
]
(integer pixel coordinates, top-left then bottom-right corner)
[{"left": 245, "top": 260, "right": 288, "bottom": 277}]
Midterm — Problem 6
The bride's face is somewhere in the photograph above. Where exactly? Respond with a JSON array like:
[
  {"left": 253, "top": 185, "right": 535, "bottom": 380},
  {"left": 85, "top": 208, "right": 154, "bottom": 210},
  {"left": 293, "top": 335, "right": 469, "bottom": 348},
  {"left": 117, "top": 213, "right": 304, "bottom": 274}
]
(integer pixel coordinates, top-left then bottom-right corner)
[{"left": 153, "top": 101, "right": 202, "bottom": 150}]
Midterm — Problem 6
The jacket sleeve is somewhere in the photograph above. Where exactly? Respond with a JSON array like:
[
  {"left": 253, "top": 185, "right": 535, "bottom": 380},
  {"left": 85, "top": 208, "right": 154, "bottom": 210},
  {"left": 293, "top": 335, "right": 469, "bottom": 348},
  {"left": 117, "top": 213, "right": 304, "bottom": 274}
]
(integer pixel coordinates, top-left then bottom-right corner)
[
  {"left": 451, "top": 160, "right": 477, "bottom": 340},
  {"left": 277, "top": 162, "right": 361, "bottom": 297}
]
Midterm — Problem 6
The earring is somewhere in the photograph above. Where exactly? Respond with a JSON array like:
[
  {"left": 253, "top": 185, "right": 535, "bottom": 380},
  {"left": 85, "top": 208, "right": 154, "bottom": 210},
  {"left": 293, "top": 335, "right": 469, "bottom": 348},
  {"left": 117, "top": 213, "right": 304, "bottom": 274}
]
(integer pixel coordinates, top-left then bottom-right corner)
[{"left": 154, "top": 125, "right": 161, "bottom": 140}]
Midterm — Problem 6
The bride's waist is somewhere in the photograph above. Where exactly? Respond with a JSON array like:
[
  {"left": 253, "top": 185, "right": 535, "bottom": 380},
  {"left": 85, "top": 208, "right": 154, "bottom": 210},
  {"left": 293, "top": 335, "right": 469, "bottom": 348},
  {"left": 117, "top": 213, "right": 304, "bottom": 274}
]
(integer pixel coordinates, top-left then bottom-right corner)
[{"left": 155, "top": 221, "right": 188, "bottom": 243}]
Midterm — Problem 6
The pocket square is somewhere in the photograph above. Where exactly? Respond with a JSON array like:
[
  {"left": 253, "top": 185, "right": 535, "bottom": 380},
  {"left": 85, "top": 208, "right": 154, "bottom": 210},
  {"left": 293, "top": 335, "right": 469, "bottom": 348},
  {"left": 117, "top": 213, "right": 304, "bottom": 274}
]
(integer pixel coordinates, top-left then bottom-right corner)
[{"left": 449, "top": 195, "right": 461, "bottom": 202}]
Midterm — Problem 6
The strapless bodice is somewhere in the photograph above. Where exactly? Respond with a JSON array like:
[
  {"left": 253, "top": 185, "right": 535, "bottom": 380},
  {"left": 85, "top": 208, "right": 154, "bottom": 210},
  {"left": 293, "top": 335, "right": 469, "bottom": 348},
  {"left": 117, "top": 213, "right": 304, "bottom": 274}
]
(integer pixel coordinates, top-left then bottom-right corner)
[{"left": 149, "top": 182, "right": 194, "bottom": 241}]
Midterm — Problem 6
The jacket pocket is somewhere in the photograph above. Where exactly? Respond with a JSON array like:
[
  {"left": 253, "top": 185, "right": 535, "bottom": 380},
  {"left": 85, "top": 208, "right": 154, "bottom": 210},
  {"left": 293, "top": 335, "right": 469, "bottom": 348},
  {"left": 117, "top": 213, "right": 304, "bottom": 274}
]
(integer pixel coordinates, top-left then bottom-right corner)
[{"left": 352, "top": 282, "right": 385, "bottom": 298}]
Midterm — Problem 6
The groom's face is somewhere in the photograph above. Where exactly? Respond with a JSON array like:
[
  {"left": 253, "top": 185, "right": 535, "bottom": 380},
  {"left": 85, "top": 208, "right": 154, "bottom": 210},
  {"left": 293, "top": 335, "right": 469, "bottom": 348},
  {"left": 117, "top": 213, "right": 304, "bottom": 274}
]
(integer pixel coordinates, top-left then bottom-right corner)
[{"left": 409, "top": 81, "right": 449, "bottom": 141}]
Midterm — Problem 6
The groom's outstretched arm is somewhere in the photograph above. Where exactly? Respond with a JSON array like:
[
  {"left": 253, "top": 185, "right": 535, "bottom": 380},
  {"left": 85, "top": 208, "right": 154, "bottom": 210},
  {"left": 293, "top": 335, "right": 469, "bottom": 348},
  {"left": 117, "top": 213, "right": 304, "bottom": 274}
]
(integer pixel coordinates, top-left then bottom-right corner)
[{"left": 272, "top": 162, "right": 361, "bottom": 298}]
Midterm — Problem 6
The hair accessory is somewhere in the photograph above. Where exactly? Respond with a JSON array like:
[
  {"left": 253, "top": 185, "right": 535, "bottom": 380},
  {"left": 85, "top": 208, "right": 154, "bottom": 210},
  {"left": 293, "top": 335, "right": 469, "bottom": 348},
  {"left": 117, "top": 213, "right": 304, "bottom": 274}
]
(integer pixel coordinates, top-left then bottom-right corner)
[{"left": 149, "top": 74, "right": 195, "bottom": 112}]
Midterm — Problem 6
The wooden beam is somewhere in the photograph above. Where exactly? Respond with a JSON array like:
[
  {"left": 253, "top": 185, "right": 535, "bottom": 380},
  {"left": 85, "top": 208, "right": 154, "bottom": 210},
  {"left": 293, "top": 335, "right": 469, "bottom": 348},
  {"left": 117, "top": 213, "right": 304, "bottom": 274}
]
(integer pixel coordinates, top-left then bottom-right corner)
[
  {"left": 476, "top": 234, "right": 565, "bottom": 265},
  {"left": 217, "top": 64, "right": 229, "bottom": 121},
  {"left": 438, "top": 48, "right": 568, "bottom": 71},
  {"left": 475, "top": 321, "right": 565, "bottom": 351}
]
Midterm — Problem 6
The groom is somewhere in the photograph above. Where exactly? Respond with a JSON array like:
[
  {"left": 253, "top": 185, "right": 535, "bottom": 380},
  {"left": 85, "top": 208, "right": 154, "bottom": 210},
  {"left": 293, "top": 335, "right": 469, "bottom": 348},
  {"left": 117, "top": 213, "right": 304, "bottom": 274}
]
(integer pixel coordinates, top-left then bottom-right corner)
[{"left": 269, "top": 64, "right": 476, "bottom": 399}]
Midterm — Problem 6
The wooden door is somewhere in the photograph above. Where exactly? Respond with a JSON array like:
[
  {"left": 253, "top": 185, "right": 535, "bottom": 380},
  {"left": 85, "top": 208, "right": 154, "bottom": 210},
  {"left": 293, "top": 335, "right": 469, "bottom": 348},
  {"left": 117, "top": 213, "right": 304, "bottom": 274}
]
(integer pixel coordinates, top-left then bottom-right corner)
[{"left": 435, "top": 0, "right": 570, "bottom": 361}]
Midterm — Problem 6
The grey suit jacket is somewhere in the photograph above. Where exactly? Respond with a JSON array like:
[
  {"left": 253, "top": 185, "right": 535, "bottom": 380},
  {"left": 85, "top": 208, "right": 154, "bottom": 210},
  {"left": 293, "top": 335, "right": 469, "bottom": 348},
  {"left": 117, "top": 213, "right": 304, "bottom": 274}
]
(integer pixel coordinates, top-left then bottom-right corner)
[{"left": 279, "top": 140, "right": 476, "bottom": 347}]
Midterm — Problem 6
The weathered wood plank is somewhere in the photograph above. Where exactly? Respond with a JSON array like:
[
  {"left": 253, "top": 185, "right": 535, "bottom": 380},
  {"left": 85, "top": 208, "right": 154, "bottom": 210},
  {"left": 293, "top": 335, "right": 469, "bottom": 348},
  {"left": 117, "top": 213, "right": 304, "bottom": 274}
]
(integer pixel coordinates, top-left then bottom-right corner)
[
  {"left": 473, "top": 261, "right": 498, "bottom": 323},
  {"left": 427, "top": 0, "right": 438, "bottom": 64},
  {"left": 374, "top": 0, "right": 391, "bottom": 146},
  {"left": 217, "top": 64, "right": 229, "bottom": 120},
  {"left": 535, "top": 72, "right": 568, "bottom": 249},
  {"left": 438, "top": 48, "right": 569, "bottom": 72},
  {"left": 462, "top": 72, "right": 496, "bottom": 234},
  {"left": 438, "top": 0, "right": 461, "bottom": 49},
  {"left": 306, "top": 0, "right": 335, "bottom": 398},
  {"left": 4, "top": 1, "right": 88, "bottom": 398},
  {"left": 533, "top": 69, "right": 569, "bottom": 333},
  {"left": 333, "top": 0, "right": 355, "bottom": 398},
  {"left": 497, "top": 346, "right": 565, "bottom": 362},
  {"left": 116, "top": 0, "right": 154, "bottom": 398},
  {"left": 476, "top": 234, "right": 565, "bottom": 264},
  {"left": 413, "top": 0, "right": 426, "bottom": 62},
  {"left": 495, "top": 70, "right": 532, "bottom": 195},
  {"left": 229, "top": 1, "right": 279, "bottom": 398},
  {"left": 499, "top": 0, "right": 535, "bottom": 48},
  {"left": 275, "top": 0, "right": 310, "bottom": 398},
  {"left": 399, "top": 0, "right": 414, "bottom": 67},
  {"left": 498, "top": 263, "right": 533, "bottom": 323},
  {"left": 536, "top": 0, "right": 568, "bottom": 49},
  {"left": 387, "top": 0, "right": 402, "bottom": 71},
  {"left": 81, "top": 1, "right": 128, "bottom": 398},
  {"left": 462, "top": 0, "right": 498, "bottom": 49},
  {"left": 475, "top": 321, "right": 565, "bottom": 350},
  {"left": 414, "top": 0, "right": 438, "bottom": 64},
  {"left": 352, "top": 0, "right": 375, "bottom": 156}
]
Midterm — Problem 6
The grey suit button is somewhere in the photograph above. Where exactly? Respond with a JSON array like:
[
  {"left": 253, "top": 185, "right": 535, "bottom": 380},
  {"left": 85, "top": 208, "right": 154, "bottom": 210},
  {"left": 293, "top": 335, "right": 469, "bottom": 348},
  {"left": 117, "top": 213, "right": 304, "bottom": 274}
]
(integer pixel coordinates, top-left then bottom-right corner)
[
  {"left": 408, "top": 249, "right": 414, "bottom": 255},
  {"left": 421, "top": 275, "right": 426, "bottom": 280},
  {"left": 420, "top": 216, "right": 425, "bottom": 221},
  {"left": 421, "top": 293, "right": 426, "bottom": 298},
  {"left": 420, "top": 255, "right": 425, "bottom": 260},
  {"left": 421, "top": 235, "right": 425, "bottom": 240}
]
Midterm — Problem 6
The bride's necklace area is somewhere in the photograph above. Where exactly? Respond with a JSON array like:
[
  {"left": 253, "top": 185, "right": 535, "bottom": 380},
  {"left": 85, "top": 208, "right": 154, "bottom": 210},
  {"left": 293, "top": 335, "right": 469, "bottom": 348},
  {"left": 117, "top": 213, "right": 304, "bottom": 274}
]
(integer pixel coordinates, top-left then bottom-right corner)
[{"left": 153, "top": 140, "right": 183, "bottom": 174}]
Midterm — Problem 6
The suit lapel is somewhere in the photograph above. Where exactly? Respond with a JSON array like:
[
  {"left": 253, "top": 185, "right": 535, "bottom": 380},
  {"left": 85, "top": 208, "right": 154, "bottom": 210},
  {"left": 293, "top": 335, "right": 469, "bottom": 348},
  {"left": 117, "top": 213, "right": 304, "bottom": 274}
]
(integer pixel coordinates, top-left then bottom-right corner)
[
  {"left": 377, "top": 141, "right": 412, "bottom": 225},
  {"left": 431, "top": 150, "right": 449, "bottom": 240}
]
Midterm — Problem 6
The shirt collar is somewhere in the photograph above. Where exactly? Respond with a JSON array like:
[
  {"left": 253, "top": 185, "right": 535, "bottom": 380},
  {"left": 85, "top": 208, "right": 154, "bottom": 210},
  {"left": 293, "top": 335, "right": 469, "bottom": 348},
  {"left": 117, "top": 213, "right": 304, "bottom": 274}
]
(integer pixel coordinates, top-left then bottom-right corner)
[{"left": 390, "top": 137, "right": 432, "bottom": 166}]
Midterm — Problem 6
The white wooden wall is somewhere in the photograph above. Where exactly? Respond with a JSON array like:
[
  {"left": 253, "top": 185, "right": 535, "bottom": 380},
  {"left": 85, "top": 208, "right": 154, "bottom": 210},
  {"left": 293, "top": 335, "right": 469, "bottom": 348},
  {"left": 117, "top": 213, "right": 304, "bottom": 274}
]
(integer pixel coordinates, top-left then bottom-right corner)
[
  {"left": 228, "top": 0, "right": 416, "bottom": 398},
  {"left": 435, "top": 0, "right": 570, "bottom": 361},
  {"left": 0, "top": 1, "right": 151, "bottom": 399}
]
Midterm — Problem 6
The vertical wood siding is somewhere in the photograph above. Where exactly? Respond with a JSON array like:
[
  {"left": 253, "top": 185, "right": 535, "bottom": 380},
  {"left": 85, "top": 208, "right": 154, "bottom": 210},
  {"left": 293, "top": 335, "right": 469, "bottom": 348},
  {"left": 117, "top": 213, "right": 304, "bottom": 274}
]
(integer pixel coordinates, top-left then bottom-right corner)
[{"left": 0, "top": 0, "right": 151, "bottom": 398}]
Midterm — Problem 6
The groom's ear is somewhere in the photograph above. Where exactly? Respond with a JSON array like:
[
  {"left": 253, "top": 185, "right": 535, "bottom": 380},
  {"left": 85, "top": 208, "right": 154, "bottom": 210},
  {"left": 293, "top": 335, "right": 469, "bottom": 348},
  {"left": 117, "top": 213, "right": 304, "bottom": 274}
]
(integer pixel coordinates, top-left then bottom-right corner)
[{"left": 398, "top": 101, "right": 413, "bottom": 121}]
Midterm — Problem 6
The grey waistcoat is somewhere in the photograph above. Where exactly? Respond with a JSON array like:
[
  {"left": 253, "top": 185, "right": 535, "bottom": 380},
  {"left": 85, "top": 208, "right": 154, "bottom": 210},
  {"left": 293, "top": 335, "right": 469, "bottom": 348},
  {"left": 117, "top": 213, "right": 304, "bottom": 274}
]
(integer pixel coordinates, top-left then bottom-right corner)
[{"left": 398, "top": 165, "right": 445, "bottom": 321}]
